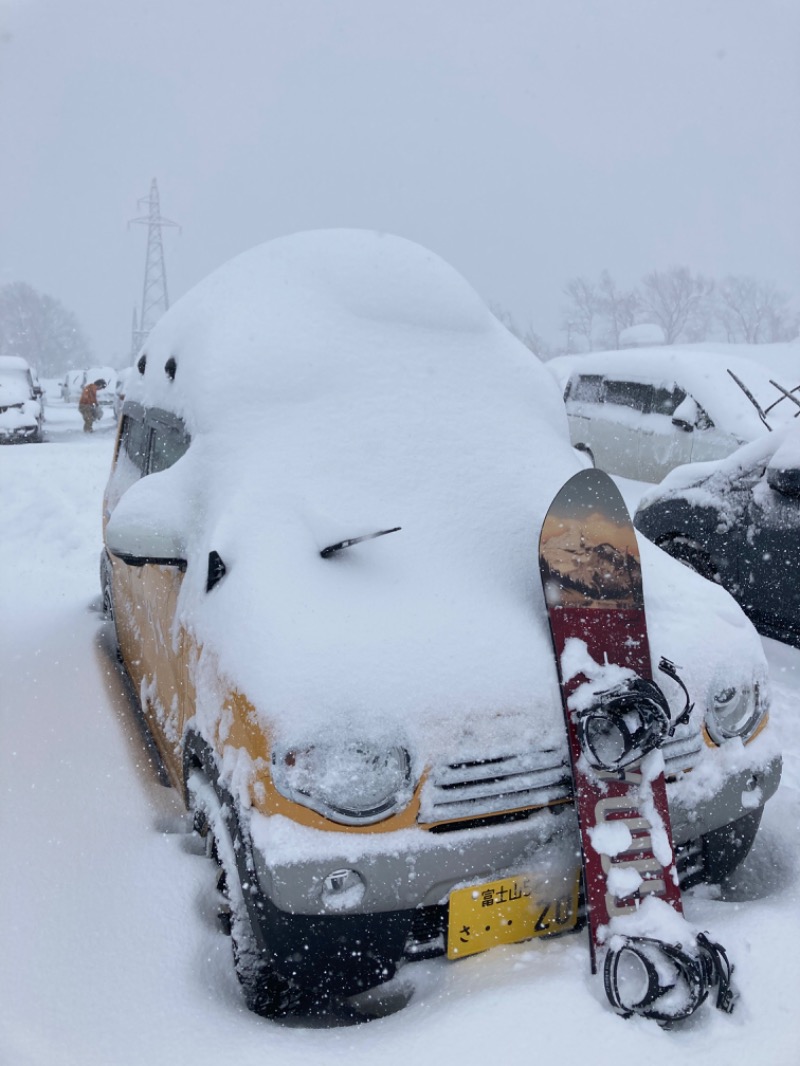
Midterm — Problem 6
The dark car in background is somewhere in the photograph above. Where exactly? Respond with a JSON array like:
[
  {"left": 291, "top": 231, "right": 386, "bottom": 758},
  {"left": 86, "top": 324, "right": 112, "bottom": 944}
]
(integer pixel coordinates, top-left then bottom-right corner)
[{"left": 635, "top": 425, "right": 800, "bottom": 648}]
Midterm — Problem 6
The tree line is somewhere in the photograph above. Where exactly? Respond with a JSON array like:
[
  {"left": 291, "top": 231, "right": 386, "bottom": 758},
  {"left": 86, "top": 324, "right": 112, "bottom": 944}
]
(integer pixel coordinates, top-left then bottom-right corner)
[
  {"left": 0, "top": 282, "right": 93, "bottom": 377},
  {"left": 494, "top": 267, "right": 799, "bottom": 359},
  {"left": 3, "top": 268, "right": 797, "bottom": 379}
]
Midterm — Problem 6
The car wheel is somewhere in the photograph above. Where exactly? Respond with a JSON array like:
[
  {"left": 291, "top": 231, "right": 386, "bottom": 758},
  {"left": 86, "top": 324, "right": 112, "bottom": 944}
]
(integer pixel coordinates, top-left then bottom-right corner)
[
  {"left": 701, "top": 809, "right": 763, "bottom": 884},
  {"left": 187, "top": 768, "right": 299, "bottom": 1018},
  {"left": 102, "top": 582, "right": 114, "bottom": 620},
  {"left": 657, "top": 535, "right": 721, "bottom": 584},
  {"left": 101, "top": 577, "right": 124, "bottom": 663}
]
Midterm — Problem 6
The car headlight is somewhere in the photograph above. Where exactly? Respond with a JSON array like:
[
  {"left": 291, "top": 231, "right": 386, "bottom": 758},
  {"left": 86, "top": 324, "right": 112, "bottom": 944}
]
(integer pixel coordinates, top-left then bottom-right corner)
[
  {"left": 705, "top": 682, "right": 765, "bottom": 745},
  {"left": 271, "top": 741, "right": 413, "bottom": 825}
]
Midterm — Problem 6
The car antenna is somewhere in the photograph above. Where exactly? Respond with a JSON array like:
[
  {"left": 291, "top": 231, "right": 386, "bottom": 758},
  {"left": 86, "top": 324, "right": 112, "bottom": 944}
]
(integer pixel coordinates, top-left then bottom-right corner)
[
  {"left": 320, "top": 527, "right": 401, "bottom": 559},
  {"left": 766, "top": 380, "right": 800, "bottom": 419},
  {"left": 726, "top": 369, "right": 772, "bottom": 431}
]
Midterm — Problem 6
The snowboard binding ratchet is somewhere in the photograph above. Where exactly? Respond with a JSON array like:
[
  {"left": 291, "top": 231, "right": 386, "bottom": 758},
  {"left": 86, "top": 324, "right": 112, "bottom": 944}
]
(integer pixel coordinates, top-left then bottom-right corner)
[
  {"left": 577, "top": 657, "right": 694, "bottom": 773},
  {"left": 603, "top": 932, "right": 737, "bottom": 1023}
]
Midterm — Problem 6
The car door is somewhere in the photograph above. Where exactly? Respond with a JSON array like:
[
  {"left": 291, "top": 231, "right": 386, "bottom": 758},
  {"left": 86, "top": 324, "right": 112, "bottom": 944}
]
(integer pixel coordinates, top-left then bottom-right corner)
[
  {"left": 129, "top": 415, "right": 193, "bottom": 783},
  {"left": 641, "top": 384, "right": 694, "bottom": 481},
  {"left": 128, "top": 562, "right": 188, "bottom": 782},
  {"left": 565, "top": 373, "right": 603, "bottom": 459},
  {"left": 597, "top": 378, "right": 653, "bottom": 480},
  {"left": 105, "top": 411, "right": 149, "bottom": 673}
]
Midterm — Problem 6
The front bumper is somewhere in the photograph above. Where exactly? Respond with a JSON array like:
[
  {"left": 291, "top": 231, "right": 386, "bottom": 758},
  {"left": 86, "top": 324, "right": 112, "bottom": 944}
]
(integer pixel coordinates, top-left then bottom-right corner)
[
  {"left": 250, "top": 755, "right": 781, "bottom": 916},
  {"left": 244, "top": 756, "right": 781, "bottom": 995},
  {"left": 0, "top": 424, "right": 40, "bottom": 442}
]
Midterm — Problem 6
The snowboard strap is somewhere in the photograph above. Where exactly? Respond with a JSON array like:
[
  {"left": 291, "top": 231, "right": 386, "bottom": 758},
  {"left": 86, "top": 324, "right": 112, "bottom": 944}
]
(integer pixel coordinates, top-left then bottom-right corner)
[
  {"left": 603, "top": 933, "right": 737, "bottom": 1023},
  {"left": 575, "top": 658, "right": 694, "bottom": 773}
]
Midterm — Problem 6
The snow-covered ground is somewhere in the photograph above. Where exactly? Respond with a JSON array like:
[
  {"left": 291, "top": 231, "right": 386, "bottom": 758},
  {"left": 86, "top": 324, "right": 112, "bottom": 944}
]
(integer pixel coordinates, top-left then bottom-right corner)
[{"left": 1, "top": 403, "right": 798, "bottom": 1066}]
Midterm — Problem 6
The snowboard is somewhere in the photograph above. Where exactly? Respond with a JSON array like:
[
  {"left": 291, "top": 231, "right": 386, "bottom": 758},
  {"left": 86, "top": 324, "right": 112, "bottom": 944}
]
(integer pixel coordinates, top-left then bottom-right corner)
[{"left": 539, "top": 468, "right": 735, "bottom": 1022}]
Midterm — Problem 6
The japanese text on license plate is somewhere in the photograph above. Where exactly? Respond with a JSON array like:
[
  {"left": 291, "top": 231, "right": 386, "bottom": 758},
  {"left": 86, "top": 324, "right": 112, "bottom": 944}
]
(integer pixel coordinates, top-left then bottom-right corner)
[{"left": 447, "top": 870, "right": 580, "bottom": 959}]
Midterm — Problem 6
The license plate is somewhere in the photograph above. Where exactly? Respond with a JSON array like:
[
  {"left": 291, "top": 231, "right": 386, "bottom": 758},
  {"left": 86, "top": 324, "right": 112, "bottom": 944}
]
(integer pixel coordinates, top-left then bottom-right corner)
[{"left": 447, "top": 870, "right": 580, "bottom": 959}]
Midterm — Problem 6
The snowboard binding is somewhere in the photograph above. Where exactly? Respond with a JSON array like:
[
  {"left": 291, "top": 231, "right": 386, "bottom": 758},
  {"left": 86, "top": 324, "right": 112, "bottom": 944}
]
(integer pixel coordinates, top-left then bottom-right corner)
[
  {"left": 576, "top": 658, "right": 693, "bottom": 773},
  {"left": 604, "top": 932, "right": 737, "bottom": 1023}
]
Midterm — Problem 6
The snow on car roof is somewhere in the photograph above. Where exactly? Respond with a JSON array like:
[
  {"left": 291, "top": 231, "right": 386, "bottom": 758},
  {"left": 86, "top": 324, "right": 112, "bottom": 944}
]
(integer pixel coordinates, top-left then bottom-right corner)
[
  {"left": 114, "top": 230, "right": 767, "bottom": 751},
  {"left": 559, "top": 347, "right": 795, "bottom": 439},
  {"left": 674, "top": 340, "right": 800, "bottom": 384},
  {"left": 619, "top": 323, "right": 666, "bottom": 346},
  {"left": 0, "top": 355, "right": 33, "bottom": 373}
]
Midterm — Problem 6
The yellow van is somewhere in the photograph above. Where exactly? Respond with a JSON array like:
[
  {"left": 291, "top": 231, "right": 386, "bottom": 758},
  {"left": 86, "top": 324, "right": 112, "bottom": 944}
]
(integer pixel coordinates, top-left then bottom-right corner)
[{"left": 101, "top": 230, "right": 781, "bottom": 1018}]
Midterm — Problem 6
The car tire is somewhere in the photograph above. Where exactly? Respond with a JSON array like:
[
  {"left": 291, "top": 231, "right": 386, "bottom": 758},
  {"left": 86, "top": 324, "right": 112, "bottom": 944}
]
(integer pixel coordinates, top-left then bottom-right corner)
[
  {"left": 100, "top": 567, "right": 124, "bottom": 664},
  {"left": 701, "top": 809, "right": 763, "bottom": 884},
  {"left": 187, "top": 768, "right": 299, "bottom": 1019},
  {"left": 657, "top": 535, "right": 721, "bottom": 584}
]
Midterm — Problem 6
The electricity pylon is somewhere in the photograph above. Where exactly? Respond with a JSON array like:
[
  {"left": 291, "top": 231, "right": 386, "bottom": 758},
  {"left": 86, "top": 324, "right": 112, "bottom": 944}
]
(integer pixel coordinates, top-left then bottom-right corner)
[{"left": 129, "top": 178, "right": 180, "bottom": 353}]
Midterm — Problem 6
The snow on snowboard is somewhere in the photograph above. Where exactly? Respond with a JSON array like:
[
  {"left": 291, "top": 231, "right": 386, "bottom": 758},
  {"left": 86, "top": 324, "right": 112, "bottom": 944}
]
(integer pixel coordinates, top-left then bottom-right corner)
[{"left": 539, "top": 468, "right": 736, "bottom": 1023}]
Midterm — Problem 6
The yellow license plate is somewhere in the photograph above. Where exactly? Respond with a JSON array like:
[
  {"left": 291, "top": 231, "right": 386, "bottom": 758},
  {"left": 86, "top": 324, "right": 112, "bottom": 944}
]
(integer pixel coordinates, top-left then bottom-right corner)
[{"left": 447, "top": 870, "right": 580, "bottom": 959}]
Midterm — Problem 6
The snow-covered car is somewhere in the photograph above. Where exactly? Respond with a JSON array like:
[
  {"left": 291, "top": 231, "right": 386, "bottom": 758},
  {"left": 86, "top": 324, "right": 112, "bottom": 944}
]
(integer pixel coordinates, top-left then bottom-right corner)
[
  {"left": 635, "top": 424, "right": 800, "bottom": 648},
  {"left": 100, "top": 230, "right": 781, "bottom": 1019},
  {"left": 0, "top": 355, "right": 45, "bottom": 443},
  {"left": 556, "top": 349, "right": 796, "bottom": 482},
  {"left": 61, "top": 366, "right": 118, "bottom": 405}
]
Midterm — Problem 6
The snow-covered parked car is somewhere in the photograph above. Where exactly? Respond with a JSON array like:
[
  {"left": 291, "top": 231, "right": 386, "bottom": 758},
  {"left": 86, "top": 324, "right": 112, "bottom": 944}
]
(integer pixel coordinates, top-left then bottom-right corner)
[
  {"left": 0, "top": 355, "right": 45, "bottom": 443},
  {"left": 100, "top": 230, "right": 781, "bottom": 1019},
  {"left": 61, "top": 366, "right": 118, "bottom": 405},
  {"left": 554, "top": 349, "right": 795, "bottom": 482},
  {"left": 635, "top": 423, "right": 800, "bottom": 648}
]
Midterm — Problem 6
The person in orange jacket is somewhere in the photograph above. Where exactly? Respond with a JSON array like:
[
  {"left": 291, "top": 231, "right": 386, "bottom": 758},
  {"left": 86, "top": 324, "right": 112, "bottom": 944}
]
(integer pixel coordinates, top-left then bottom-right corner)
[{"left": 78, "top": 379, "right": 107, "bottom": 433}]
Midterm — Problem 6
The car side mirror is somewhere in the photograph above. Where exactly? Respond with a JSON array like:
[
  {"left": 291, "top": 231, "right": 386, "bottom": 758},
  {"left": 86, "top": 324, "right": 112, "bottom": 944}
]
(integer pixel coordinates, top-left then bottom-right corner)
[
  {"left": 765, "top": 434, "right": 800, "bottom": 497},
  {"left": 766, "top": 464, "right": 800, "bottom": 498},
  {"left": 105, "top": 471, "right": 189, "bottom": 568},
  {"left": 671, "top": 396, "right": 699, "bottom": 433}
]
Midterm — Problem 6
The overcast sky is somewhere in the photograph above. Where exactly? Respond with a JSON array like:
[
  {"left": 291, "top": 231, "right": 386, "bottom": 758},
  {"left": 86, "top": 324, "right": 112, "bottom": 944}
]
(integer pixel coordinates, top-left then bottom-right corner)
[{"left": 1, "top": 0, "right": 799, "bottom": 364}]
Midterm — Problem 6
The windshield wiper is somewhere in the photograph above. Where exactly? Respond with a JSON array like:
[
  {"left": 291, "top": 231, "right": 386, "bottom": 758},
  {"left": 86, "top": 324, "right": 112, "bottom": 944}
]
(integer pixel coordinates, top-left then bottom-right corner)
[{"left": 320, "top": 527, "right": 401, "bottom": 558}]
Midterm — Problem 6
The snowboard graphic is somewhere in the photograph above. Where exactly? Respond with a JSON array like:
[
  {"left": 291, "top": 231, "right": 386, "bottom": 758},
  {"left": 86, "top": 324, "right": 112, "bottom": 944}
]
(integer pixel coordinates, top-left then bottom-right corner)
[{"left": 539, "top": 468, "right": 736, "bottom": 1022}]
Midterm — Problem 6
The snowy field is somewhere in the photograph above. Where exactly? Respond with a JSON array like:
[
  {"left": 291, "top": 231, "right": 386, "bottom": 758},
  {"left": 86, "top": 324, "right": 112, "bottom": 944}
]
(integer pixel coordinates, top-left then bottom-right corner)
[{"left": 1, "top": 402, "right": 798, "bottom": 1066}]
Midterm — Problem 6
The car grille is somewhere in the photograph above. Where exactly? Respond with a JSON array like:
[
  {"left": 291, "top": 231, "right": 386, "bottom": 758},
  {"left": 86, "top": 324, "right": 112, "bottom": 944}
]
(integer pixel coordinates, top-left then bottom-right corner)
[{"left": 419, "top": 725, "right": 703, "bottom": 828}]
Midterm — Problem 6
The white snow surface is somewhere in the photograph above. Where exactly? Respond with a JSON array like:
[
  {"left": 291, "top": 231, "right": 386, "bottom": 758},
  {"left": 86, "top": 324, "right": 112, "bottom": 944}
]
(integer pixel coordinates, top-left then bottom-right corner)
[
  {"left": 674, "top": 340, "right": 799, "bottom": 387},
  {"left": 2, "top": 402, "right": 799, "bottom": 1065}
]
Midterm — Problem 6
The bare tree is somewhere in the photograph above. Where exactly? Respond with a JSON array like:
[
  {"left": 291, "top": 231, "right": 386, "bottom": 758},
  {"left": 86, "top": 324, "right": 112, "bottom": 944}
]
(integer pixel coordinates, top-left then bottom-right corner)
[
  {"left": 639, "top": 267, "right": 714, "bottom": 344},
  {"left": 717, "top": 275, "right": 798, "bottom": 343},
  {"left": 488, "top": 302, "right": 552, "bottom": 359},
  {"left": 520, "top": 327, "right": 554, "bottom": 361},
  {"left": 561, "top": 276, "right": 601, "bottom": 351},
  {"left": 597, "top": 270, "right": 640, "bottom": 349},
  {"left": 0, "top": 282, "right": 93, "bottom": 376},
  {"left": 488, "top": 301, "right": 521, "bottom": 337}
]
